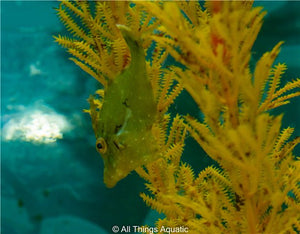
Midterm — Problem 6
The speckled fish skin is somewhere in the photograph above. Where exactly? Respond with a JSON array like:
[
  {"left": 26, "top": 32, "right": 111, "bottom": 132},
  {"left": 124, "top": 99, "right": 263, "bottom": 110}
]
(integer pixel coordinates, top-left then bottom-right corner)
[{"left": 95, "top": 26, "right": 159, "bottom": 188}]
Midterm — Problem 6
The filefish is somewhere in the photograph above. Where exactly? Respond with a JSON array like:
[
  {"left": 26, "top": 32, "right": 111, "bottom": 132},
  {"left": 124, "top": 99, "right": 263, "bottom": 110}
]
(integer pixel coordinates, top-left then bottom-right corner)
[{"left": 89, "top": 25, "right": 159, "bottom": 188}]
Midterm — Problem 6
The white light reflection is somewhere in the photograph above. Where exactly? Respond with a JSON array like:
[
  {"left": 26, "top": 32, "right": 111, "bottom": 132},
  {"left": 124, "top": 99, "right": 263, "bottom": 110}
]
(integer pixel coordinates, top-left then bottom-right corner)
[{"left": 2, "top": 107, "right": 72, "bottom": 144}]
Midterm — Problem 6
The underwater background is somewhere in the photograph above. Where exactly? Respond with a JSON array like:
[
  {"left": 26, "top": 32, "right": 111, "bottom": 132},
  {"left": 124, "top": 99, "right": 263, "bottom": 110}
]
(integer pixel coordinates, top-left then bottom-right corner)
[{"left": 1, "top": 1, "right": 299, "bottom": 234}]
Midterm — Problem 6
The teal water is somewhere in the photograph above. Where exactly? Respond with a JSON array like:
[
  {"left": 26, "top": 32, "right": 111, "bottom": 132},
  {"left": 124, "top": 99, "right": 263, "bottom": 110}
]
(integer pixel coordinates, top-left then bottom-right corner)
[{"left": 1, "top": 1, "right": 299, "bottom": 234}]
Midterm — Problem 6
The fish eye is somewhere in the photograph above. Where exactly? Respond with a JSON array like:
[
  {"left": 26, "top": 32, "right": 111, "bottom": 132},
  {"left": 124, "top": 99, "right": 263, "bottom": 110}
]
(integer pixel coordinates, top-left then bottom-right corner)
[
  {"left": 96, "top": 143, "right": 102, "bottom": 149},
  {"left": 96, "top": 137, "right": 107, "bottom": 154}
]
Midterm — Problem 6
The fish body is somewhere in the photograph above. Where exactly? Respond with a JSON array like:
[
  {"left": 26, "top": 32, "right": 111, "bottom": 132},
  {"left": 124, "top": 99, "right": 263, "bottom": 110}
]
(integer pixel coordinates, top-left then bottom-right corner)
[{"left": 90, "top": 26, "right": 158, "bottom": 188}]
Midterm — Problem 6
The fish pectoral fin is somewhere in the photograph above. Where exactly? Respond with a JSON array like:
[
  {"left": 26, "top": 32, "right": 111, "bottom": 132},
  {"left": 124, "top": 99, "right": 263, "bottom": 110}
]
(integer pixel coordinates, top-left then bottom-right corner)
[{"left": 113, "top": 140, "right": 125, "bottom": 150}]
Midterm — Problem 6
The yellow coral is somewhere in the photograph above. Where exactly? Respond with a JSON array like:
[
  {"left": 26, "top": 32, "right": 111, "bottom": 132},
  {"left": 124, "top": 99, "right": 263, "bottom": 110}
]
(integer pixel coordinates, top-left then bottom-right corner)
[
  {"left": 139, "top": 1, "right": 300, "bottom": 233},
  {"left": 56, "top": 0, "right": 300, "bottom": 233}
]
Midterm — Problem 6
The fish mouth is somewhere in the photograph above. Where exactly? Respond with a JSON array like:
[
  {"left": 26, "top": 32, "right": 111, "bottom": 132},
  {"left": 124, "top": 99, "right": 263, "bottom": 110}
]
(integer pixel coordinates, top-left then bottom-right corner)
[{"left": 103, "top": 165, "right": 129, "bottom": 188}]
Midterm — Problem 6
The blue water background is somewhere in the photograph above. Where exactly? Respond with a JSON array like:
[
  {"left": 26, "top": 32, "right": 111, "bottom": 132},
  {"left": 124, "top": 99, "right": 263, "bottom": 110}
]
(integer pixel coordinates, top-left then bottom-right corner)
[{"left": 1, "top": 1, "right": 299, "bottom": 234}]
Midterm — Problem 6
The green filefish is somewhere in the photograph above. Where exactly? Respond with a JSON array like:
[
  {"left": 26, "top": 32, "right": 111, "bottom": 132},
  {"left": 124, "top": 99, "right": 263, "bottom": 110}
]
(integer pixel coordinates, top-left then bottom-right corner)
[{"left": 89, "top": 25, "right": 159, "bottom": 188}]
